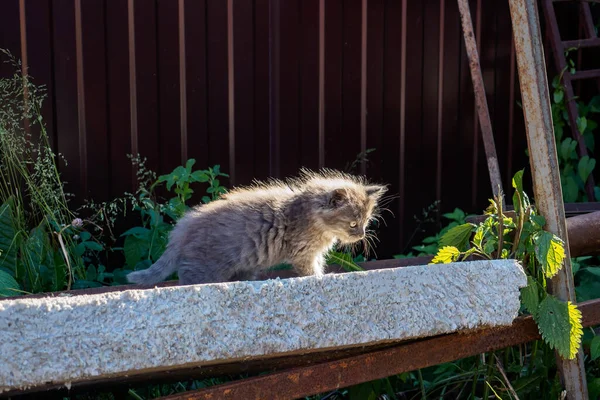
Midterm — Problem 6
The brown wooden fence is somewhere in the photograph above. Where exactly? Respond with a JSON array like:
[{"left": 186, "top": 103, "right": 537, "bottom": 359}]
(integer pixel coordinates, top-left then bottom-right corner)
[{"left": 0, "top": 0, "right": 528, "bottom": 258}]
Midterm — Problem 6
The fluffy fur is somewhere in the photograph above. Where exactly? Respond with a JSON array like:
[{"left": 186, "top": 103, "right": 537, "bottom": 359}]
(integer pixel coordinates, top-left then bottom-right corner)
[{"left": 126, "top": 168, "right": 388, "bottom": 286}]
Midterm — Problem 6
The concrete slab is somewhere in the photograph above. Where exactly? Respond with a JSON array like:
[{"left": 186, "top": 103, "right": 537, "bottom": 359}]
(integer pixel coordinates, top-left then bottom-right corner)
[{"left": 0, "top": 260, "right": 526, "bottom": 393}]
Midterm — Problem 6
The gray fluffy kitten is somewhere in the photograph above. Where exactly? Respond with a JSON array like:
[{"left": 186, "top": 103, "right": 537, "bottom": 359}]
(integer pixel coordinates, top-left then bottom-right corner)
[{"left": 126, "top": 168, "right": 388, "bottom": 286}]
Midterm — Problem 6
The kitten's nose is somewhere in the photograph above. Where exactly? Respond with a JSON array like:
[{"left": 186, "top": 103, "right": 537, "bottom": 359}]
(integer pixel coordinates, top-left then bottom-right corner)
[{"left": 358, "top": 227, "right": 365, "bottom": 237}]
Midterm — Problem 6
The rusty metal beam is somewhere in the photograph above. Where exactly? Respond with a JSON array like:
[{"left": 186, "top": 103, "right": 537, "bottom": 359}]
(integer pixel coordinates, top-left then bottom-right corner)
[
  {"left": 157, "top": 298, "right": 600, "bottom": 400},
  {"left": 508, "top": 0, "right": 588, "bottom": 397},
  {"left": 466, "top": 210, "right": 600, "bottom": 257},
  {"left": 456, "top": 0, "right": 504, "bottom": 199}
]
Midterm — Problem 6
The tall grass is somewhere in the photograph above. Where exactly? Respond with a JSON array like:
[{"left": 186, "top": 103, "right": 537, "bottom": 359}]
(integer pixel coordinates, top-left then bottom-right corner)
[{"left": 0, "top": 49, "right": 83, "bottom": 293}]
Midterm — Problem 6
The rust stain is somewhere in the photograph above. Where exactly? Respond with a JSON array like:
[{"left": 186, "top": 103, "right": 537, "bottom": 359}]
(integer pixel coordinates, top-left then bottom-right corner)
[{"left": 287, "top": 373, "right": 299, "bottom": 384}]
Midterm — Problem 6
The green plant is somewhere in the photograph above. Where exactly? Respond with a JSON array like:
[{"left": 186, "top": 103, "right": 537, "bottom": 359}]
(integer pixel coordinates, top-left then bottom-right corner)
[
  {"left": 394, "top": 205, "right": 471, "bottom": 258},
  {"left": 0, "top": 49, "right": 104, "bottom": 295},
  {"left": 550, "top": 54, "right": 600, "bottom": 202},
  {"left": 431, "top": 170, "right": 583, "bottom": 362},
  {"left": 116, "top": 158, "right": 228, "bottom": 282}
]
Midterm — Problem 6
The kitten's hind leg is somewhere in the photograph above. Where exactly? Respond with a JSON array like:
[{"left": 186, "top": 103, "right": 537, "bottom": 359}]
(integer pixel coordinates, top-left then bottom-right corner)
[
  {"left": 178, "top": 261, "right": 232, "bottom": 285},
  {"left": 229, "top": 269, "right": 260, "bottom": 282}
]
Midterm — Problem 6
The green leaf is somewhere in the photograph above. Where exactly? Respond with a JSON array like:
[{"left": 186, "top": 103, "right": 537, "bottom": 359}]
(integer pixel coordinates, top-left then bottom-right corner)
[
  {"left": 577, "top": 155, "right": 596, "bottom": 183},
  {"left": 83, "top": 241, "right": 103, "bottom": 252},
  {"left": 185, "top": 158, "right": 196, "bottom": 172},
  {"left": 326, "top": 251, "right": 363, "bottom": 272},
  {"left": 590, "top": 336, "right": 600, "bottom": 361},
  {"left": 576, "top": 116, "right": 587, "bottom": 134},
  {"left": 560, "top": 138, "right": 576, "bottom": 162},
  {"left": 588, "top": 378, "right": 600, "bottom": 400},
  {"left": 191, "top": 170, "right": 209, "bottom": 182},
  {"left": 52, "top": 250, "right": 67, "bottom": 291},
  {"left": 0, "top": 199, "right": 19, "bottom": 273},
  {"left": 553, "top": 89, "right": 564, "bottom": 104},
  {"left": 512, "top": 169, "right": 529, "bottom": 213},
  {"left": 79, "top": 231, "right": 91, "bottom": 241},
  {"left": 0, "top": 269, "right": 20, "bottom": 297},
  {"left": 442, "top": 208, "right": 466, "bottom": 223},
  {"left": 124, "top": 235, "right": 147, "bottom": 268},
  {"left": 120, "top": 226, "right": 151, "bottom": 238},
  {"left": 439, "top": 223, "right": 474, "bottom": 251},
  {"left": 562, "top": 175, "right": 579, "bottom": 203},
  {"left": 536, "top": 296, "right": 583, "bottom": 360},
  {"left": 430, "top": 246, "right": 460, "bottom": 264},
  {"left": 520, "top": 276, "right": 540, "bottom": 315},
  {"left": 86, "top": 264, "right": 97, "bottom": 281},
  {"left": 534, "top": 231, "right": 565, "bottom": 278},
  {"left": 589, "top": 95, "right": 600, "bottom": 113},
  {"left": 584, "top": 132, "right": 595, "bottom": 152}
]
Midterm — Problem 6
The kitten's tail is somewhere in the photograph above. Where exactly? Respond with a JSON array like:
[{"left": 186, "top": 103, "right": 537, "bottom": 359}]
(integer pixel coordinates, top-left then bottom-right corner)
[{"left": 126, "top": 250, "right": 178, "bottom": 285}]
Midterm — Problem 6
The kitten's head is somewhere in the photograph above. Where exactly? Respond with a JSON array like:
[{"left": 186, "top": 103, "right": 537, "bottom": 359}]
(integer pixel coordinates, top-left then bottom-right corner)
[{"left": 319, "top": 183, "right": 388, "bottom": 244}]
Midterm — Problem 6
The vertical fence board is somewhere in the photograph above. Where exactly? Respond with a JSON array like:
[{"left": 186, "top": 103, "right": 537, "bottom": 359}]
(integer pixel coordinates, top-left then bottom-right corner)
[
  {"left": 133, "top": 0, "right": 160, "bottom": 175},
  {"left": 206, "top": 1, "right": 230, "bottom": 176},
  {"left": 379, "top": 0, "right": 402, "bottom": 255},
  {"left": 323, "top": 0, "right": 344, "bottom": 170},
  {"left": 157, "top": 0, "right": 182, "bottom": 173},
  {"left": 0, "top": 0, "right": 21, "bottom": 77},
  {"left": 278, "top": 0, "right": 301, "bottom": 178},
  {"left": 402, "top": 0, "right": 426, "bottom": 250},
  {"left": 24, "top": 0, "right": 56, "bottom": 148},
  {"left": 365, "top": 0, "right": 385, "bottom": 180},
  {"left": 440, "top": 0, "right": 466, "bottom": 218},
  {"left": 183, "top": 0, "right": 209, "bottom": 180},
  {"left": 106, "top": 0, "right": 133, "bottom": 198},
  {"left": 253, "top": 0, "right": 271, "bottom": 181},
  {"left": 341, "top": 0, "right": 363, "bottom": 173},
  {"left": 52, "top": 0, "right": 81, "bottom": 200},
  {"left": 232, "top": 0, "right": 255, "bottom": 185},
  {"left": 298, "top": 0, "right": 320, "bottom": 171},
  {"left": 80, "top": 0, "right": 109, "bottom": 202}
]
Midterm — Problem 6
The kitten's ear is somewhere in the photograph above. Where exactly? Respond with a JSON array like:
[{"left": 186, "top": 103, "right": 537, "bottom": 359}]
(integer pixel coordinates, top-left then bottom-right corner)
[
  {"left": 365, "top": 185, "right": 388, "bottom": 200},
  {"left": 328, "top": 188, "right": 347, "bottom": 208}
]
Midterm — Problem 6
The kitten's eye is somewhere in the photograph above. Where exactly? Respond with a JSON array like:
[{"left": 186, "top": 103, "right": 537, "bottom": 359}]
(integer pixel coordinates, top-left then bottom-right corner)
[{"left": 350, "top": 221, "right": 357, "bottom": 228}]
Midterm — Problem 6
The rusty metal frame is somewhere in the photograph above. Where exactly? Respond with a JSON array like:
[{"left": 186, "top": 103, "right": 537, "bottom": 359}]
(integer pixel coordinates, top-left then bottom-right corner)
[
  {"left": 508, "top": 0, "right": 588, "bottom": 397},
  {"left": 456, "top": 0, "right": 504, "bottom": 200},
  {"left": 542, "top": 0, "right": 598, "bottom": 200}
]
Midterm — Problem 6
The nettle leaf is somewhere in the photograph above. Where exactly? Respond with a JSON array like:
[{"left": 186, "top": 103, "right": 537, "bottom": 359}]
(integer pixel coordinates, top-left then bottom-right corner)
[
  {"left": 520, "top": 276, "right": 540, "bottom": 315},
  {"left": 591, "top": 336, "right": 600, "bottom": 361},
  {"left": 121, "top": 226, "right": 151, "bottom": 239},
  {"left": 534, "top": 231, "right": 565, "bottom": 278},
  {"left": 472, "top": 225, "right": 487, "bottom": 249},
  {"left": 512, "top": 169, "right": 529, "bottom": 213},
  {"left": 439, "top": 223, "right": 474, "bottom": 251},
  {"left": 536, "top": 296, "right": 583, "bottom": 360},
  {"left": 124, "top": 235, "right": 148, "bottom": 268},
  {"left": 0, "top": 269, "right": 20, "bottom": 297},
  {"left": 430, "top": 246, "right": 460, "bottom": 264},
  {"left": 443, "top": 208, "right": 466, "bottom": 223}
]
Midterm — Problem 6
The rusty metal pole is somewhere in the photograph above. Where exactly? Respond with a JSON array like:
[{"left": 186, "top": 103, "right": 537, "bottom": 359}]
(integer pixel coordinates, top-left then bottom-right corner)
[
  {"left": 507, "top": 0, "right": 588, "bottom": 398},
  {"left": 456, "top": 0, "right": 504, "bottom": 200}
]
